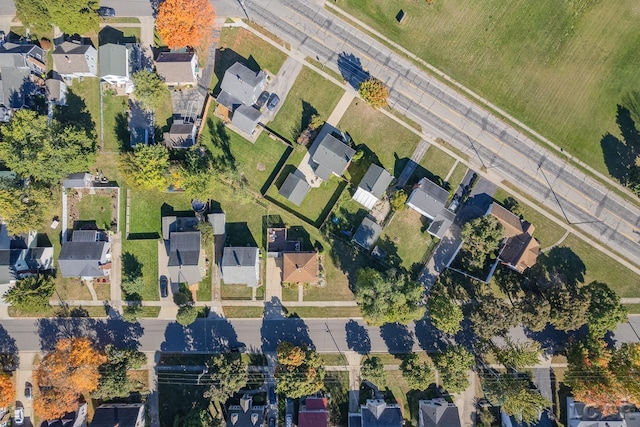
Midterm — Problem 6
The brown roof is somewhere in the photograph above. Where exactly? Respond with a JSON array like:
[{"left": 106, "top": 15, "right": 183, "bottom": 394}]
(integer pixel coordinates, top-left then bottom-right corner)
[
  {"left": 488, "top": 203, "right": 539, "bottom": 273},
  {"left": 488, "top": 203, "right": 526, "bottom": 238},
  {"left": 282, "top": 252, "right": 318, "bottom": 284}
]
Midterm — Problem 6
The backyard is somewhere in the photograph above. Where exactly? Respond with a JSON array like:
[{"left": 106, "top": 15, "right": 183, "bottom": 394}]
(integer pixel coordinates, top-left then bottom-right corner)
[
  {"left": 76, "top": 194, "right": 113, "bottom": 231},
  {"left": 332, "top": 0, "right": 640, "bottom": 176}
]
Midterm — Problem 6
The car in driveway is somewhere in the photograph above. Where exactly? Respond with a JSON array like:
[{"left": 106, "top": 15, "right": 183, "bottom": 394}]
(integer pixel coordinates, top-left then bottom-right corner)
[
  {"left": 269, "top": 386, "right": 276, "bottom": 405},
  {"left": 266, "top": 93, "right": 280, "bottom": 111},
  {"left": 98, "top": 6, "right": 115, "bottom": 16},
  {"left": 256, "top": 91, "right": 270, "bottom": 109},
  {"left": 159, "top": 275, "right": 168, "bottom": 298},
  {"left": 24, "top": 382, "right": 32, "bottom": 400},
  {"left": 268, "top": 417, "right": 275, "bottom": 427},
  {"left": 14, "top": 407, "right": 23, "bottom": 425}
]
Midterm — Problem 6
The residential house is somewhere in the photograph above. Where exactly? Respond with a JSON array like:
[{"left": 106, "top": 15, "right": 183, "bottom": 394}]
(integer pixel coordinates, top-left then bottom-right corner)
[
  {"left": 566, "top": 398, "right": 640, "bottom": 427},
  {"left": 91, "top": 403, "right": 145, "bottom": 427},
  {"left": 349, "top": 399, "right": 403, "bottom": 427},
  {"left": 353, "top": 216, "right": 382, "bottom": 250},
  {"left": 216, "top": 62, "right": 267, "bottom": 136},
  {"left": 310, "top": 133, "right": 356, "bottom": 181},
  {"left": 0, "top": 66, "right": 33, "bottom": 109},
  {"left": 282, "top": 252, "right": 318, "bottom": 284},
  {"left": 162, "top": 216, "right": 202, "bottom": 285},
  {"left": 406, "top": 177, "right": 456, "bottom": 239},
  {"left": 267, "top": 227, "right": 301, "bottom": 254},
  {"left": 0, "top": 225, "right": 54, "bottom": 286},
  {"left": 221, "top": 247, "right": 260, "bottom": 287},
  {"left": 58, "top": 230, "right": 111, "bottom": 279},
  {"left": 226, "top": 395, "right": 266, "bottom": 427},
  {"left": 486, "top": 203, "right": 539, "bottom": 273},
  {"left": 279, "top": 171, "right": 311, "bottom": 206},
  {"left": 62, "top": 172, "right": 92, "bottom": 188},
  {"left": 163, "top": 120, "right": 197, "bottom": 148},
  {"left": 39, "top": 400, "right": 88, "bottom": 427},
  {"left": 353, "top": 164, "right": 393, "bottom": 210},
  {"left": 155, "top": 51, "right": 197, "bottom": 86},
  {"left": 52, "top": 40, "right": 98, "bottom": 79},
  {"left": 99, "top": 43, "right": 137, "bottom": 91},
  {"left": 501, "top": 408, "right": 553, "bottom": 427},
  {"left": 0, "top": 42, "right": 46, "bottom": 73},
  {"left": 418, "top": 398, "right": 461, "bottom": 427},
  {"left": 45, "top": 76, "right": 67, "bottom": 106},
  {"left": 298, "top": 396, "right": 329, "bottom": 427},
  {"left": 208, "top": 211, "right": 226, "bottom": 236}
]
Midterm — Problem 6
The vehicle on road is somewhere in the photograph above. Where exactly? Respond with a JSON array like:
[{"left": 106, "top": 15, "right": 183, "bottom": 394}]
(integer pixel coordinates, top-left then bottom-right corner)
[
  {"left": 256, "top": 91, "right": 270, "bottom": 109},
  {"left": 159, "top": 276, "right": 168, "bottom": 298},
  {"left": 285, "top": 414, "right": 292, "bottom": 427},
  {"left": 266, "top": 93, "right": 280, "bottom": 111},
  {"left": 24, "top": 383, "right": 32, "bottom": 400},
  {"left": 14, "top": 407, "right": 23, "bottom": 425},
  {"left": 268, "top": 417, "right": 275, "bottom": 427},
  {"left": 269, "top": 386, "right": 276, "bottom": 405},
  {"left": 98, "top": 6, "right": 116, "bottom": 16},
  {"left": 230, "top": 344, "right": 246, "bottom": 353}
]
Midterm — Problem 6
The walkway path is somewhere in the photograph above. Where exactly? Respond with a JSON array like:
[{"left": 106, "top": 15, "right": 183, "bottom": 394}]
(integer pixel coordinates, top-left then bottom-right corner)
[
  {"left": 540, "top": 230, "right": 571, "bottom": 253},
  {"left": 326, "top": 90, "right": 356, "bottom": 126},
  {"left": 396, "top": 139, "right": 429, "bottom": 188}
]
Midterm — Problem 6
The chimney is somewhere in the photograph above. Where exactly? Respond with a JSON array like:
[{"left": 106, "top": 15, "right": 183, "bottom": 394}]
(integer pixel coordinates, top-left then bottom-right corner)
[
  {"left": 65, "top": 55, "right": 70, "bottom": 63},
  {"left": 240, "top": 395, "right": 252, "bottom": 412},
  {"left": 231, "top": 413, "right": 239, "bottom": 425},
  {"left": 251, "top": 413, "right": 259, "bottom": 425},
  {"left": 367, "top": 399, "right": 387, "bottom": 419}
]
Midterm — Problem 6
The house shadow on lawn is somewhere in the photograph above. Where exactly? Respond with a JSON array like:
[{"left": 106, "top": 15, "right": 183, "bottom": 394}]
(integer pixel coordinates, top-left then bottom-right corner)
[
  {"left": 226, "top": 222, "right": 258, "bottom": 248},
  {"left": 601, "top": 104, "right": 640, "bottom": 185},
  {"left": 98, "top": 26, "right": 137, "bottom": 45},
  {"left": 348, "top": 144, "right": 383, "bottom": 187},
  {"left": 212, "top": 48, "right": 261, "bottom": 95}
]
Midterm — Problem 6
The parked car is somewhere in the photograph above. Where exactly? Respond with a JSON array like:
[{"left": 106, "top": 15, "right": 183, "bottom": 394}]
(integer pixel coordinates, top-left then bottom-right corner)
[
  {"left": 266, "top": 93, "right": 280, "bottom": 111},
  {"left": 159, "top": 275, "right": 168, "bottom": 298},
  {"left": 14, "top": 407, "right": 24, "bottom": 425},
  {"left": 285, "top": 414, "right": 293, "bottom": 427},
  {"left": 24, "top": 382, "right": 32, "bottom": 400},
  {"left": 98, "top": 6, "right": 116, "bottom": 17},
  {"left": 256, "top": 91, "right": 270, "bottom": 108},
  {"left": 230, "top": 344, "right": 246, "bottom": 353},
  {"left": 268, "top": 417, "right": 275, "bottom": 427},
  {"left": 269, "top": 386, "right": 276, "bottom": 405}
]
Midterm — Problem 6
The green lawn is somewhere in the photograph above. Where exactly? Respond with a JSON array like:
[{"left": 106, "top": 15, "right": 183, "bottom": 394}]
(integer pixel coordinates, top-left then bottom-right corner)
[
  {"left": 223, "top": 306, "right": 264, "bottom": 318},
  {"left": 102, "top": 94, "right": 128, "bottom": 152},
  {"left": 284, "top": 306, "right": 362, "bottom": 318},
  {"left": 269, "top": 66, "right": 345, "bottom": 141},
  {"left": 94, "top": 281, "right": 110, "bottom": 300},
  {"left": 446, "top": 162, "right": 468, "bottom": 191},
  {"left": 417, "top": 146, "right": 456, "bottom": 187},
  {"left": 221, "top": 284, "right": 253, "bottom": 300},
  {"left": 282, "top": 286, "right": 299, "bottom": 301},
  {"left": 51, "top": 278, "right": 93, "bottom": 301},
  {"left": 378, "top": 209, "right": 435, "bottom": 274},
  {"left": 57, "top": 78, "right": 100, "bottom": 144},
  {"left": 332, "top": 0, "right": 640, "bottom": 177},
  {"left": 77, "top": 194, "right": 112, "bottom": 231},
  {"left": 338, "top": 99, "right": 420, "bottom": 177},
  {"left": 122, "top": 239, "right": 159, "bottom": 301}
]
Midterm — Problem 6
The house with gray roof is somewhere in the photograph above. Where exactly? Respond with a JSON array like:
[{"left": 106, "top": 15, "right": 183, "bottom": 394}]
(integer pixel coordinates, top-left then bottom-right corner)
[
  {"left": 62, "top": 172, "right": 92, "bottom": 188},
  {"left": 0, "top": 66, "right": 33, "bottom": 109},
  {"left": 217, "top": 62, "right": 267, "bottom": 110},
  {"left": 231, "top": 103, "right": 262, "bottom": 136},
  {"left": 349, "top": 399, "right": 403, "bottom": 427},
  {"left": 353, "top": 164, "right": 393, "bottom": 210},
  {"left": 99, "top": 43, "right": 137, "bottom": 90},
  {"left": 0, "top": 42, "right": 46, "bottom": 73},
  {"left": 45, "top": 76, "right": 67, "bottom": 106},
  {"left": 353, "top": 216, "right": 382, "bottom": 250},
  {"left": 163, "top": 120, "right": 197, "bottom": 148},
  {"left": 162, "top": 216, "right": 202, "bottom": 285},
  {"left": 52, "top": 40, "right": 97, "bottom": 79},
  {"left": 91, "top": 403, "right": 144, "bottom": 427},
  {"left": 155, "top": 51, "right": 197, "bottom": 86},
  {"left": 208, "top": 212, "right": 226, "bottom": 236},
  {"left": 225, "top": 394, "right": 266, "bottom": 427},
  {"left": 279, "top": 171, "right": 311, "bottom": 206},
  {"left": 406, "top": 177, "right": 456, "bottom": 239},
  {"left": 0, "top": 225, "right": 54, "bottom": 285},
  {"left": 58, "top": 230, "right": 110, "bottom": 279},
  {"left": 418, "top": 399, "right": 461, "bottom": 427},
  {"left": 221, "top": 247, "right": 260, "bottom": 287},
  {"left": 311, "top": 133, "right": 356, "bottom": 181},
  {"left": 566, "top": 398, "right": 638, "bottom": 427}
]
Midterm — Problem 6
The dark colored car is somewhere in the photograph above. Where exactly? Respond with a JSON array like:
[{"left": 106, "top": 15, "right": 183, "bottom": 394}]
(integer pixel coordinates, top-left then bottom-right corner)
[
  {"left": 24, "top": 382, "right": 32, "bottom": 400},
  {"left": 256, "top": 91, "right": 270, "bottom": 108},
  {"left": 269, "top": 417, "right": 275, "bottom": 427},
  {"left": 230, "top": 344, "right": 246, "bottom": 353},
  {"left": 159, "top": 275, "right": 168, "bottom": 298},
  {"left": 266, "top": 93, "right": 280, "bottom": 111},
  {"left": 269, "top": 386, "right": 276, "bottom": 405},
  {"left": 98, "top": 6, "right": 116, "bottom": 17}
]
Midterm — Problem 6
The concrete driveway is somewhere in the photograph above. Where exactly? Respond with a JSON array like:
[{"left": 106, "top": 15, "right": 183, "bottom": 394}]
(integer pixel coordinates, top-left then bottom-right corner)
[
  {"left": 265, "top": 257, "right": 282, "bottom": 301},
  {"left": 261, "top": 57, "right": 303, "bottom": 122}
]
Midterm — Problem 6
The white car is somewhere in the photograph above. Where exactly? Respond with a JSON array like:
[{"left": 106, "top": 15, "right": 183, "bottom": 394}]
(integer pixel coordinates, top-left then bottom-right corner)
[{"left": 14, "top": 407, "right": 24, "bottom": 425}]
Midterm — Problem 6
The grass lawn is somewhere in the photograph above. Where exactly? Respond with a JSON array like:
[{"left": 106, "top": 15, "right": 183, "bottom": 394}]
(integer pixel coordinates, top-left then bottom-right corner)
[
  {"left": 94, "top": 282, "right": 110, "bottom": 300},
  {"left": 98, "top": 26, "right": 141, "bottom": 45},
  {"left": 562, "top": 234, "right": 640, "bottom": 298},
  {"left": 139, "top": 306, "right": 161, "bottom": 317},
  {"left": 417, "top": 145, "right": 456, "bottom": 186},
  {"left": 282, "top": 286, "right": 299, "bottom": 301},
  {"left": 158, "top": 382, "right": 208, "bottom": 427},
  {"left": 446, "top": 162, "right": 468, "bottom": 191},
  {"left": 221, "top": 284, "right": 253, "bottom": 300},
  {"left": 332, "top": 0, "right": 640, "bottom": 177},
  {"left": 319, "top": 353, "right": 347, "bottom": 366},
  {"left": 129, "top": 191, "right": 192, "bottom": 236},
  {"left": 269, "top": 66, "right": 346, "bottom": 141},
  {"left": 155, "top": 89, "right": 174, "bottom": 137},
  {"left": 338, "top": 99, "right": 420, "bottom": 178},
  {"left": 199, "top": 115, "right": 291, "bottom": 193},
  {"left": 623, "top": 304, "right": 640, "bottom": 314},
  {"left": 377, "top": 209, "right": 435, "bottom": 274},
  {"left": 304, "top": 240, "right": 363, "bottom": 302},
  {"left": 325, "top": 371, "right": 350, "bottom": 426},
  {"left": 122, "top": 240, "right": 159, "bottom": 301},
  {"left": 52, "top": 278, "right": 93, "bottom": 301},
  {"left": 285, "top": 306, "right": 362, "bottom": 318},
  {"left": 102, "top": 94, "right": 128, "bottom": 152},
  {"left": 305, "top": 57, "right": 344, "bottom": 82},
  {"left": 223, "top": 306, "right": 264, "bottom": 318},
  {"left": 492, "top": 188, "right": 566, "bottom": 249},
  {"left": 8, "top": 305, "right": 108, "bottom": 318},
  {"left": 58, "top": 78, "right": 100, "bottom": 144},
  {"left": 77, "top": 194, "right": 112, "bottom": 231},
  {"left": 102, "top": 17, "right": 140, "bottom": 23}
]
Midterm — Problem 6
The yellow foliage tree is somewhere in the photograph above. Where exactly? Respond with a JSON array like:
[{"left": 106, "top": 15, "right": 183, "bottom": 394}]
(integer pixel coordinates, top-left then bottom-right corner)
[
  {"left": 156, "top": 0, "right": 216, "bottom": 49},
  {"left": 0, "top": 373, "right": 15, "bottom": 409},
  {"left": 358, "top": 77, "right": 389, "bottom": 109}
]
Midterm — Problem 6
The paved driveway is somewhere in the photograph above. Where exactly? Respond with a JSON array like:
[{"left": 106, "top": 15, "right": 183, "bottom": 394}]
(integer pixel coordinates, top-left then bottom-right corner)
[
  {"left": 261, "top": 57, "right": 303, "bottom": 122},
  {"left": 265, "top": 257, "right": 282, "bottom": 301}
]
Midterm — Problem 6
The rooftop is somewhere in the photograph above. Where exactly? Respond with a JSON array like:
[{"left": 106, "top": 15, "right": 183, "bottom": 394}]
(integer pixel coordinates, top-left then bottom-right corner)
[
  {"left": 282, "top": 252, "right": 319, "bottom": 284},
  {"left": 406, "top": 177, "right": 455, "bottom": 239},
  {"left": 218, "top": 62, "right": 267, "bottom": 108},
  {"left": 279, "top": 172, "right": 311, "bottom": 206},
  {"left": 311, "top": 133, "right": 356, "bottom": 181},
  {"left": 353, "top": 216, "right": 382, "bottom": 250}
]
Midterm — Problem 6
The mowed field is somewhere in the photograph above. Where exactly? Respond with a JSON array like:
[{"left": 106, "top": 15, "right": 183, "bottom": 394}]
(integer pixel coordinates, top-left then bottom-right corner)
[{"left": 334, "top": 0, "right": 640, "bottom": 175}]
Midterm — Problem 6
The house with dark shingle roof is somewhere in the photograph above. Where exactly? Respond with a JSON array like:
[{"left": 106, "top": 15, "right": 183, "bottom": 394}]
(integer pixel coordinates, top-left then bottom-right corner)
[
  {"left": 486, "top": 203, "right": 539, "bottom": 273},
  {"left": 226, "top": 395, "right": 266, "bottom": 427},
  {"left": 298, "top": 397, "right": 329, "bottom": 427},
  {"left": 163, "top": 120, "right": 197, "bottom": 149},
  {"left": 311, "top": 133, "right": 356, "bottom": 181},
  {"left": 99, "top": 43, "right": 137, "bottom": 90},
  {"left": 353, "top": 164, "right": 393, "bottom": 210},
  {"left": 353, "top": 216, "right": 382, "bottom": 250},
  {"left": 406, "top": 177, "right": 456, "bottom": 239},
  {"left": 279, "top": 171, "right": 311, "bottom": 206},
  {"left": 155, "top": 51, "right": 197, "bottom": 86},
  {"left": 349, "top": 399, "right": 403, "bottom": 427},
  {"left": 90, "top": 403, "right": 144, "bottom": 427},
  {"left": 162, "top": 216, "right": 202, "bottom": 285},
  {"left": 221, "top": 247, "right": 260, "bottom": 287},
  {"left": 231, "top": 103, "right": 262, "bottom": 136},
  {"left": 45, "top": 76, "right": 67, "bottom": 106},
  {"left": 0, "top": 225, "right": 53, "bottom": 285},
  {"left": 0, "top": 42, "right": 46, "bottom": 73},
  {"left": 418, "top": 399, "right": 461, "bottom": 427},
  {"left": 58, "top": 230, "right": 110, "bottom": 278},
  {"left": 0, "top": 66, "right": 33, "bottom": 109},
  {"left": 52, "top": 40, "right": 97, "bottom": 79}
]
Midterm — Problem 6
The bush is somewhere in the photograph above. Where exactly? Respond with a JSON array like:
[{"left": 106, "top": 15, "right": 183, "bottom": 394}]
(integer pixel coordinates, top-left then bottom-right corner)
[
  {"left": 177, "top": 305, "right": 198, "bottom": 326},
  {"left": 390, "top": 189, "right": 408, "bottom": 211}
]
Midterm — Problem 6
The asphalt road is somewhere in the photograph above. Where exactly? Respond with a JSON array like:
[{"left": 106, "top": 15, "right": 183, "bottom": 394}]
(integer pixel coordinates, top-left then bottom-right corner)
[{"left": 240, "top": 0, "right": 640, "bottom": 266}]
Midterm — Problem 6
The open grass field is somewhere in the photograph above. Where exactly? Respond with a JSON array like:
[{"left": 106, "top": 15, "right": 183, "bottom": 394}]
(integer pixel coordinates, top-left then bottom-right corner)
[
  {"left": 102, "top": 95, "right": 128, "bottom": 151},
  {"left": 222, "top": 306, "right": 264, "bottom": 318},
  {"left": 417, "top": 145, "right": 457, "bottom": 186},
  {"left": 221, "top": 283, "right": 253, "bottom": 300},
  {"left": 284, "top": 306, "right": 362, "bottom": 318},
  {"left": 446, "top": 162, "right": 468, "bottom": 191},
  {"left": 122, "top": 239, "right": 159, "bottom": 301},
  {"left": 338, "top": 99, "right": 420, "bottom": 177},
  {"left": 377, "top": 209, "right": 434, "bottom": 273},
  {"left": 333, "top": 0, "right": 640, "bottom": 177},
  {"left": 77, "top": 194, "right": 112, "bottom": 231},
  {"left": 269, "top": 66, "right": 345, "bottom": 141}
]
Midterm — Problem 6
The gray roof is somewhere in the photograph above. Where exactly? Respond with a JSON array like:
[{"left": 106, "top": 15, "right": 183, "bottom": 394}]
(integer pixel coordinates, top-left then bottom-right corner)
[
  {"left": 0, "top": 43, "right": 45, "bottom": 69},
  {"left": 208, "top": 212, "right": 226, "bottom": 235},
  {"left": 71, "top": 230, "right": 98, "bottom": 242},
  {"left": 53, "top": 41, "right": 95, "bottom": 74},
  {"left": 231, "top": 104, "right": 261, "bottom": 135},
  {"left": 218, "top": 62, "right": 267, "bottom": 108},
  {"left": 353, "top": 216, "right": 382, "bottom": 250},
  {"left": 0, "top": 66, "right": 32, "bottom": 108},
  {"left": 419, "top": 400, "right": 461, "bottom": 427},
  {"left": 58, "top": 241, "right": 109, "bottom": 277},
  {"left": 164, "top": 122, "right": 195, "bottom": 148},
  {"left": 162, "top": 216, "right": 176, "bottom": 241},
  {"left": 62, "top": 172, "right": 92, "bottom": 188},
  {"left": 311, "top": 133, "right": 356, "bottom": 180},
  {"left": 278, "top": 172, "right": 310, "bottom": 206},
  {"left": 360, "top": 400, "right": 403, "bottom": 427},
  {"left": 168, "top": 231, "right": 200, "bottom": 267},
  {"left": 406, "top": 178, "right": 455, "bottom": 239},
  {"left": 358, "top": 164, "right": 393, "bottom": 199},
  {"left": 99, "top": 43, "right": 128, "bottom": 78},
  {"left": 226, "top": 395, "right": 266, "bottom": 427},
  {"left": 91, "top": 404, "right": 144, "bottom": 427},
  {"left": 221, "top": 247, "right": 260, "bottom": 287},
  {"left": 45, "top": 78, "right": 66, "bottom": 105},
  {"left": 155, "top": 52, "right": 195, "bottom": 84}
]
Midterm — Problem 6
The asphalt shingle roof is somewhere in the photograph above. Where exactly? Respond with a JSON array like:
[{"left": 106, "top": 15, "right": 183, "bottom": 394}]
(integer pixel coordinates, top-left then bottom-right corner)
[
  {"left": 221, "top": 247, "right": 259, "bottom": 287},
  {"left": 278, "top": 172, "right": 310, "bottom": 206},
  {"left": 99, "top": 43, "right": 128, "bottom": 78},
  {"left": 218, "top": 62, "right": 267, "bottom": 108},
  {"left": 311, "top": 133, "right": 355, "bottom": 180}
]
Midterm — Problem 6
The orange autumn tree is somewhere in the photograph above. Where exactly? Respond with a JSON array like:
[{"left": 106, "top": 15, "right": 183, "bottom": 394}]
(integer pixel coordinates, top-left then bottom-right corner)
[
  {"left": 0, "top": 373, "right": 15, "bottom": 409},
  {"left": 34, "top": 337, "right": 106, "bottom": 420},
  {"left": 156, "top": 0, "right": 215, "bottom": 49}
]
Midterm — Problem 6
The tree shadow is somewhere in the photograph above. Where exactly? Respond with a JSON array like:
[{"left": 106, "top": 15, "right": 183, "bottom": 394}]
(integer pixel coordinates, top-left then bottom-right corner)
[
  {"left": 601, "top": 104, "right": 640, "bottom": 185},
  {"left": 380, "top": 323, "right": 414, "bottom": 354},
  {"left": 532, "top": 246, "right": 585, "bottom": 290},
  {"left": 413, "top": 318, "right": 447, "bottom": 353},
  {"left": 347, "top": 144, "right": 383, "bottom": 187},
  {"left": 289, "top": 100, "right": 319, "bottom": 141},
  {"left": 345, "top": 320, "right": 371, "bottom": 355},
  {"left": 327, "top": 238, "right": 373, "bottom": 291},
  {"left": 115, "top": 111, "right": 131, "bottom": 152},
  {"left": 207, "top": 118, "right": 236, "bottom": 172},
  {"left": 160, "top": 313, "right": 239, "bottom": 353},
  {"left": 337, "top": 52, "right": 370, "bottom": 90},
  {"left": 98, "top": 26, "right": 137, "bottom": 45},
  {"left": 54, "top": 89, "right": 95, "bottom": 138},
  {"left": 122, "top": 252, "right": 143, "bottom": 281},
  {"left": 0, "top": 324, "right": 19, "bottom": 371},
  {"left": 225, "top": 222, "right": 258, "bottom": 248},
  {"left": 261, "top": 297, "right": 313, "bottom": 352},
  {"left": 373, "top": 236, "right": 403, "bottom": 272}
]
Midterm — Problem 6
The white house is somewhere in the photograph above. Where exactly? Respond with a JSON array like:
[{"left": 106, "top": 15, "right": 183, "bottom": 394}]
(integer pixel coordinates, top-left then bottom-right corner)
[{"left": 99, "top": 43, "right": 137, "bottom": 92}]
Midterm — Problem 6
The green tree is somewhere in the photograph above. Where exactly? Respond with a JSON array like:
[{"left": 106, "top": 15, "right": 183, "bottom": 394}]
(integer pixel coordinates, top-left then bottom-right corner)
[
  {"left": 399, "top": 353, "right": 433, "bottom": 390},
  {"left": 628, "top": 165, "right": 640, "bottom": 197},
  {"left": 358, "top": 78, "right": 389, "bottom": 108},
  {"left": 132, "top": 70, "right": 169, "bottom": 111},
  {"left": 122, "top": 301, "right": 143, "bottom": 323},
  {"left": 92, "top": 345, "right": 146, "bottom": 400},
  {"left": 390, "top": 189, "right": 408, "bottom": 211},
  {"left": 3, "top": 275, "right": 55, "bottom": 313},
  {"left": 176, "top": 305, "right": 198, "bottom": 326},
  {"left": 204, "top": 354, "right": 247, "bottom": 410},
  {"left": 583, "top": 281, "right": 627, "bottom": 337},
  {"left": 309, "top": 114, "right": 324, "bottom": 130},
  {"left": 121, "top": 277, "right": 144, "bottom": 299},
  {"left": 434, "top": 345, "right": 474, "bottom": 393},
  {"left": 547, "top": 285, "right": 590, "bottom": 332},
  {"left": 0, "top": 110, "right": 96, "bottom": 185},
  {"left": 502, "top": 197, "right": 524, "bottom": 218},
  {"left": 427, "top": 293, "right": 463, "bottom": 335},
  {"left": 483, "top": 374, "right": 550, "bottom": 424},
  {"left": 360, "top": 356, "right": 386, "bottom": 388},
  {"left": 174, "top": 409, "right": 218, "bottom": 427},
  {"left": 518, "top": 293, "right": 551, "bottom": 332},
  {"left": 0, "top": 179, "right": 50, "bottom": 235},
  {"left": 120, "top": 144, "right": 169, "bottom": 191},
  {"left": 460, "top": 215, "right": 504, "bottom": 270},
  {"left": 470, "top": 295, "right": 519, "bottom": 341},
  {"left": 355, "top": 268, "right": 425, "bottom": 326},
  {"left": 493, "top": 338, "right": 542, "bottom": 370},
  {"left": 275, "top": 342, "right": 325, "bottom": 399},
  {"left": 16, "top": 0, "right": 99, "bottom": 36}
]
